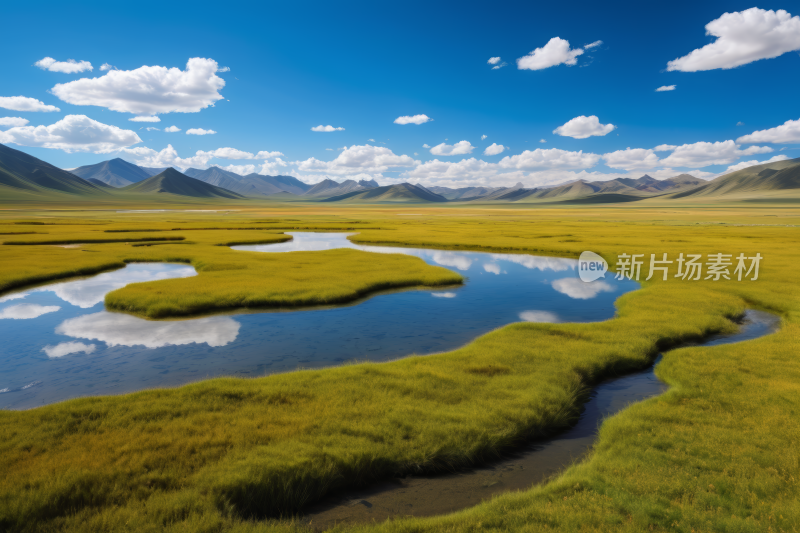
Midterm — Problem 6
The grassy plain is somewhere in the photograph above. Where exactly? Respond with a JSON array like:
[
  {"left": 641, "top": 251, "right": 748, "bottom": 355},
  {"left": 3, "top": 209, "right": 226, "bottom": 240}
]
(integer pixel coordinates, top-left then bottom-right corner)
[{"left": 0, "top": 201, "right": 798, "bottom": 533}]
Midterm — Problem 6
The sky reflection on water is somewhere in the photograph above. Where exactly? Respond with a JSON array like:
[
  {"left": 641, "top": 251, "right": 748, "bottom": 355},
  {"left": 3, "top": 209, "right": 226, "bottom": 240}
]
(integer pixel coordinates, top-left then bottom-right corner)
[{"left": 1, "top": 235, "right": 637, "bottom": 409}]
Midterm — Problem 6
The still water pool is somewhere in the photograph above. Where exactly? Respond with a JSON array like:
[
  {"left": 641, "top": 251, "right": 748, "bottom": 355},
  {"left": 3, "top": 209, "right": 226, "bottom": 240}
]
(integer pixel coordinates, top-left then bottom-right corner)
[{"left": 1, "top": 233, "right": 637, "bottom": 409}]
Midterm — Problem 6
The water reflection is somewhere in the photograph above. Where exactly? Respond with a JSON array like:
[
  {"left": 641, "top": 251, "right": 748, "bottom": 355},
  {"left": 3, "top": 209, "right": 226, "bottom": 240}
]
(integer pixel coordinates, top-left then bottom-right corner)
[
  {"left": 0, "top": 304, "right": 60, "bottom": 319},
  {"left": 551, "top": 278, "right": 615, "bottom": 299},
  {"left": 43, "top": 341, "right": 96, "bottom": 358},
  {"left": 42, "top": 264, "right": 196, "bottom": 308},
  {"left": 56, "top": 312, "right": 241, "bottom": 349},
  {"left": 2, "top": 235, "right": 638, "bottom": 409}
]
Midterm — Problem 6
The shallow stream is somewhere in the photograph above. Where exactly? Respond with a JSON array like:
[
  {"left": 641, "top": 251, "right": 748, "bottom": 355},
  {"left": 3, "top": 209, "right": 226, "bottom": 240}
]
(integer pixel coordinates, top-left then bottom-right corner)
[{"left": 1, "top": 233, "right": 636, "bottom": 409}]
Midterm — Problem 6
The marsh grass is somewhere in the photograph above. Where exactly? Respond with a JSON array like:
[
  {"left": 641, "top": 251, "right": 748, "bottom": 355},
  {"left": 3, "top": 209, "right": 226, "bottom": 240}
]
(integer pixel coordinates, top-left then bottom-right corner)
[{"left": 0, "top": 207, "right": 798, "bottom": 532}]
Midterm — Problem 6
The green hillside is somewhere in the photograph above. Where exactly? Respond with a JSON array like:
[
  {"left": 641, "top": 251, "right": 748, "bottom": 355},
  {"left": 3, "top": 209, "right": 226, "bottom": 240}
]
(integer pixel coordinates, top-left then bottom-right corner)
[
  {"left": 671, "top": 157, "right": 800, "bottom": 199},
  {"left": 0, "top": 143, "right": 107, "bottom": 198},
  {"left": 323, "top": 183, "right": 448, "bottom": 203},
  {"left": 120, "top": 168, "right": 244, "bottom": 199}
]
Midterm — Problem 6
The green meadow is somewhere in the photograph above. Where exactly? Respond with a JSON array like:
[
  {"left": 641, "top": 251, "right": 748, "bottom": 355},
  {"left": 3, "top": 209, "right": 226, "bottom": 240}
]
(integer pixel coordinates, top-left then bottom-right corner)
[{"left": 0, "top": 203, "right": 798, "bottom": 533}]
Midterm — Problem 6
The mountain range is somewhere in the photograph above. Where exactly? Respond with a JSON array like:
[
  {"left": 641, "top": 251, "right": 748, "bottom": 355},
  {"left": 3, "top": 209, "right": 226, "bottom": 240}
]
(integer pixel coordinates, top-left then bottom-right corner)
[{"left": 1, "top": 143, "right": 800, "bottom": 204}]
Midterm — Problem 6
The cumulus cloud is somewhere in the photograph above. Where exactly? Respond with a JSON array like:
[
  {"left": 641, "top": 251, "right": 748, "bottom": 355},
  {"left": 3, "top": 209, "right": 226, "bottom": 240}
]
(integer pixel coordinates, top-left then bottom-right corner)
[
  {"left": 552, "top": 278, "right": 614, "bottom": 299},
  {"left": 500, "top": 148, "right": 600, "bottom": 170},
  {"left": 0, "top": 96, "right": 60, "bottom": 112},
  {"left": 206, "top": 147, "right": 253, "bottom": 159},
  {"left": 35, "top": 57, "right": 93, "bottom": 73},
  {"left": 129, "top": 116, "right": 160, "bottom": 122},
  {"left": 539, "top": 139, "right": 547, "bottom": 143},
  {"left": 259, "top": 158, "right": 289, "bottom": 175},
  {"left": 0, "top": 114, "right": 141, "bottom": 153},
  {"left": 654, "top": 144, "right": 677, "bottom": 151},
  {"left": 517, "top": 37, "right": 584, "bottom": 70},
  {"left": 220, "top": 164, "right": 257, "bottom": 175},
  {"left": 737, "top": 117, "right": 800, "bottom": 144},
  {"left": 584, "top": 40, "right": 603, "bottom": 50},
  {"left": 406, "top": 158, "right": 507, "bottom": 182},
  {"left": 603, "top": 148, "right": 660, "bottom": 171},
  {"left": 255, "top": 150, "right": 283, "bottom": 159},
  {"left": 145, "top": 127, "right": 159, "bottom": 131},
  {"left": 50, "top": 57, "right": 225, "bottom": 114},
  {"left": 311, "top": 125, "right": 345, "bottom": 132},
  {"left": 218, "top": 66, "right": 230, "bottom": 72},
  {"left": 394, "top": 114, "right": 431, "bottom": 125},
  {"left": 481, "top": 134, "right": 487, "bottom": 140},
  {"left": 656, "top": 85, "right": 676, "bottom": 92},
  {"left": 736, "top": 121, "right": 745, "bottom": 126},
  {"left": 722, "top": 154, "right": 789, "bottom": 174},
  {"left": 99, "top": 63, "right": 115, "bottom": 71},
  {"left": 659, "top": 140, "right": 772, "bottom": 167},
  {"left": 0, "top": 304, "right": 60, "bottom": 319},
  {"left": 0, "top": 117, "right": 29, "bottom": 128},
  {"left": 43, "top": 341, "right": 96, "bottom": 358},
  {"left": 430, "top": 140, "right": 474, "bottom": 156},
  {"left": 164, "top": 125, "right": 181, "bottom": 132},
  {"left": 667, "top": 8, "right": 800, "bottom": 72},
  {"left": 122, "top": 144, "right": 213, "bottom": 169},
  {"left": 483, "top": 143, "right": 505, "bottom": 156},
  {"left": 186, "top": 128, "right": 216, "bottom": 135},
  {"left": 488, "top": 57, "right": 501, "bottom": 64},
  {"left": 296, "top": 144, "right": 416, "bottom": 176},
  {"left": 554, "top": 115, "right": 616, "bottom": 139}
]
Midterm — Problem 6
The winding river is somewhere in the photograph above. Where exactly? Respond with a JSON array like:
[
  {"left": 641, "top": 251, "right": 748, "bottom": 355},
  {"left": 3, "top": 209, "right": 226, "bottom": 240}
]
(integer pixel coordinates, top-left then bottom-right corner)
[{"left": 0, "top": 233, "right": 637, "bottom": 409}]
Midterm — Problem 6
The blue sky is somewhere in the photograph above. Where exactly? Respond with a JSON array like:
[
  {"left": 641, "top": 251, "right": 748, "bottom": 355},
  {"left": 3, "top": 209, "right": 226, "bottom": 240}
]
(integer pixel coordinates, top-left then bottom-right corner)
[{"left": 1, "top": 0, "right": 799, "bottom": 188}]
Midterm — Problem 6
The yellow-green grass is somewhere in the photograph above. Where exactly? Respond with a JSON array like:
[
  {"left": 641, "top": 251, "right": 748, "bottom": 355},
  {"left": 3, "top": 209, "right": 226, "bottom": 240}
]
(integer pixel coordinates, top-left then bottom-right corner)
[{"left": 0, "top": 206, "right": 798, "bottom": 533}]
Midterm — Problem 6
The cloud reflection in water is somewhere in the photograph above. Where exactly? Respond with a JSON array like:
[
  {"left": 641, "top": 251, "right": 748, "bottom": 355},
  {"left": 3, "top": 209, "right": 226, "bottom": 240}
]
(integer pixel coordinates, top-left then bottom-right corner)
[{"left": 56, "top": 312, "right": 241, "bottom": 348}]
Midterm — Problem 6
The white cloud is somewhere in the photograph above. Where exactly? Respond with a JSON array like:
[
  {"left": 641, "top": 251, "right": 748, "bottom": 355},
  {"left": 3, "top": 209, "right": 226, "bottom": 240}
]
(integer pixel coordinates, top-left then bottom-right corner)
[
  {"left": 122, "top": 144, "right": 213, "bottom": 169},
  {"left": 220, "top": 164, "right": 257, "bottom": 175},
  {"left": 722, "top": 154, "right": 789, "bottom": 174},
  {"left": 296, "top": 144, "right": 416, "bottom": 176},
  {"left": 736, "top": 121, "right": 745, "bottom": 126},
  {"left": 552, "top": 278, "right": 614, "bottom": 299},
  {"left": 164, "top": 125, "right": 181, "bottom": 132},
  {"left": 492, "top": 62, "right": 508, "bottom": 70},
  {"left": 207, "top": 147, "right": 253, "bottom": 159},
  {"left": 0, "top": 304, "right": 60, "bottom": 319},
  {"left": 259, "top": 158, "right": 289, "bottom": 175},
  {"left": 660, "top": 140, "right": 772, "bottom": 168},
  {"left": 656, "top": 85, "right": 676, "bottom": 92},
  {"left": 218, "top": 66, "right": 231, "bottom": 72},
  {"left": 554, "top": 115, "right": 616, "bottom": 139},
  {"left": 517, "top": 37, "right": 584, "bottom": 70},
  {"left": 488, "top": 57, "right": 501, "bottom": 64},
  {"left": 654, "top": 144, "right": 677, "bottom": 151},
  {"left": 35, "top": 57, "right": 93, "bottom": 73},
  {"left": 256, "top": 150, "right": 283, "bottom": 159},
  {"left": 56, "top": 311, "right": 240, "bottom": 348},
  {"left": 430, "top": 140, "right": 474, "bottom": 156},
  {"left": 0, "top": 117, "right": 29, "bottom": 128},
  {"left": 484, "top": 263, "right": 502, "bottom": 275},
  {"left": 99, "top": 63, "right": 115, "bottom": 71},
  {"left": 667, "top": 8, "right": 800, "bottom": 72},
  {"left": 481, "top": 135, "right": 487, "bottom": 140},
  {"left": 737, "top": 117, "right": 800, "bottom": 144},
  {"left": 539, "top": 139, "right": 547, "bottom": 143},
  {"left": 483, "top": 143, "right": 505, "bottom": 156},
  {"left": 0, "top": 292, "right": 27, "bottom": 303},
  {"left": 603, "top": 148, "right": 660, "bottom": 171},
  {"left": 0, "top": 114, "right": 141, "bottom": 153},
  {"left": 431, "top": 292, "right": 457, "bottom": 298},
  {"left": 50, "top": 57, "right": 225, "bottom": 114},
  {"left": 129, "top": 116, "right": 160, "bottom": 122},
  {"left": 43, "top": 341, "right": 96, "bottom": 358},
  {"left": 0, "top": 96, "right": 60, "bottom": 112},
  {"left": 394, "top": 114, "right": 431, "bottom": 125},
  {"left": 519, "top": 310, "right": 560, "bottom": 322},
  {"left": 406, "top": 158, "right": 506, "bottom": 182},
  {"left": 145, "top": 127, "right": 159, "bottom": 131},
  {"left": 186, "top": 128, "right": 216, "bottom": 135},
  {"left": 422, "top": 143, "right": 430, "bottom": 148},
  {"left": 311, "top": 125, "right": 345, "bottom": 132},
  {"left": 584, "top": 40, "right": 603, "bottom": 50},
  {"left": 499, "top": 148, "right": 601, "bottom": 170}
]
